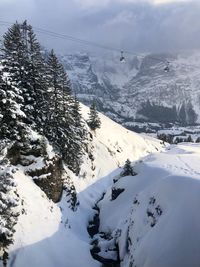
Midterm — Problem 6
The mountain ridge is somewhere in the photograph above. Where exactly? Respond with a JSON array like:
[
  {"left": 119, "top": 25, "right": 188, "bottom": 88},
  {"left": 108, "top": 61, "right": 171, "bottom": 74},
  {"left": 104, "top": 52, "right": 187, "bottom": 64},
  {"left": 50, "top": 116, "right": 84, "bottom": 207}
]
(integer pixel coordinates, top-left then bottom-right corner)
[{"left": 61, "top": 51, "right": 200, "bottom": 130}]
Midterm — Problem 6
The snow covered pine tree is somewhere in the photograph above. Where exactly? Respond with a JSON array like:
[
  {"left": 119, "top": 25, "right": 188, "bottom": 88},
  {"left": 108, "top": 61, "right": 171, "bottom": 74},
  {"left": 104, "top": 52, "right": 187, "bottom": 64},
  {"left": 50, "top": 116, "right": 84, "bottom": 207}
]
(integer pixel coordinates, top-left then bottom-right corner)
[
  {"left": 121, "top": 159, "right": 135, "bottom": 176},
  {"left": 1, "top": 21, "right": 86, "bottom": 174},
  {"left": 45, "top": 49, "right": 85, "bottom": 173},
  {"left": 0, "top": 66, "right": 26, "bottom": 142},
  {"left": 0, "top": 163, "right": 19, "bottom": 266},
  {"left": 87, "top": 102, "right": 101, "bottom": 131},
  {"left": 2, "top": 21, "right": 50, "bottom": 131}
]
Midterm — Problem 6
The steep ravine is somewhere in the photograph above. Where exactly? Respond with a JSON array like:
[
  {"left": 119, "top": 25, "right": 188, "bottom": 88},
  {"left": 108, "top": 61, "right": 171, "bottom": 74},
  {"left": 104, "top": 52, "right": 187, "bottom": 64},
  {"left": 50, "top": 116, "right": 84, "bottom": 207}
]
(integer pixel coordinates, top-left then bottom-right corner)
[
  {"left": 7, "top": 104, "right": 163, "bottom": 267},
  {"left": 88, "top": 192, "right": 120, "bottom": 267}
]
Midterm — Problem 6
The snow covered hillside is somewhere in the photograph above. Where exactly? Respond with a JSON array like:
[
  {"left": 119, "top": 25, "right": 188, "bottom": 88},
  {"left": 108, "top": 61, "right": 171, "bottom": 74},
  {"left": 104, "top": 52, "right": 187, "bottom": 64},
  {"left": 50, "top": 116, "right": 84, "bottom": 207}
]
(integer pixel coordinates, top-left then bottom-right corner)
[
  {"left": 62, "top": 51, "right": 200, "bottom": 129},
  {"left": 92, "top": 143, "right": 200, "bottom": 267},
  {"left": 4, "top": 20, "right": 200, "bottom": 267},
  {"left": 6, "top": 105, "right": 163, "bottom": 267},
  {"left": 3, "top": 104, "right": 200, "bottom": 267}
]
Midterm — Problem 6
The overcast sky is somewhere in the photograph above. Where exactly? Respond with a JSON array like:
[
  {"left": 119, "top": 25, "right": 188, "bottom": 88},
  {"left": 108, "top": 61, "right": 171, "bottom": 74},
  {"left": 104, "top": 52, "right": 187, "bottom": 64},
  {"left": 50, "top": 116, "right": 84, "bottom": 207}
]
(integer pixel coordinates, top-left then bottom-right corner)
[{"left": 0, "top": 0, "right": 200, "bottom": 55}]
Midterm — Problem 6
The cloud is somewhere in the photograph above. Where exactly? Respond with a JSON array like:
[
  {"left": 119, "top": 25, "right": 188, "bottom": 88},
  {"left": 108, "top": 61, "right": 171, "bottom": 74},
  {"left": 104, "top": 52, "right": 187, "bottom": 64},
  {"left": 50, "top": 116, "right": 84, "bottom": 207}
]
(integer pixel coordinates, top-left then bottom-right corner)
[
  {"left": 103, "top": 11, "right": 136, "bottom": 26},
  {"left": 74, "top": 0, "right": 111, "bottom": 9},
  {"left": 0, "top": 0, "right": 200, "bottom": 54},
  {"left": 74, "top": 0, "right": 193, "bottom": 8},
  {"left": 153, "top": 0, "right": 191, "bottom": 4}
]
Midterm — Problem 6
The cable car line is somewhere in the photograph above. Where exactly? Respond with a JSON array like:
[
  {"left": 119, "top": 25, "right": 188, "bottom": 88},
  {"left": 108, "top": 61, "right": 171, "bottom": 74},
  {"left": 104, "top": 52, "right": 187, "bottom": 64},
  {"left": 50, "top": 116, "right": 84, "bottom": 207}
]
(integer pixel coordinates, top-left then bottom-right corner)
[
  {"left": 0, "top": 19, "right": 198, "bottom": 72},
  {"left": 0, "top": 19, "right": 169, "bottom": 66}
]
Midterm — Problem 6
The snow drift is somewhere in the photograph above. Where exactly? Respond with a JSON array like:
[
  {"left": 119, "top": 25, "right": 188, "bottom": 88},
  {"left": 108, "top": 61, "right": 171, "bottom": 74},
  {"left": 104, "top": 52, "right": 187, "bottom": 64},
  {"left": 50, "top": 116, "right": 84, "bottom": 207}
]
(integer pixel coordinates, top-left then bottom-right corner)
[{"left": 96, "top": 144, "right": 200, "bottom": 267}]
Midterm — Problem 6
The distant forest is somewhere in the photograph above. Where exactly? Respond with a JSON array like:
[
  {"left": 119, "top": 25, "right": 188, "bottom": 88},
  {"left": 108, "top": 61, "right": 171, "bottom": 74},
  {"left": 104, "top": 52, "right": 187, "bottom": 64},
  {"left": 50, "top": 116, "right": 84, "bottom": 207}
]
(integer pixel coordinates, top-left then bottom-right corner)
[{"left": 138, "top": 100, "right": 197, "bottom": 125}]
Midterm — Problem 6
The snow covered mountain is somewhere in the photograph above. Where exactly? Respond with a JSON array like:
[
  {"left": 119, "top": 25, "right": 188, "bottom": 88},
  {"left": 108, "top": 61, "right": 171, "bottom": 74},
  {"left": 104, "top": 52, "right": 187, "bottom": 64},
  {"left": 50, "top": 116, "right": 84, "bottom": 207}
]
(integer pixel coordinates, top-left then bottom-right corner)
[
  {"left": 4, "top": 21, "right": 200, "bottom": 267},
  {"left": 61, "top": 51, "right": 200, "bottom": 131},
  {"left": 94, "top": 143, "right": 200, "bottom": 267},
  {"left": 7, "top": 104, "right": 163, "bottom": 267},
  {"left": 6, "top": 104, "right": 200, "bottom": 267}
]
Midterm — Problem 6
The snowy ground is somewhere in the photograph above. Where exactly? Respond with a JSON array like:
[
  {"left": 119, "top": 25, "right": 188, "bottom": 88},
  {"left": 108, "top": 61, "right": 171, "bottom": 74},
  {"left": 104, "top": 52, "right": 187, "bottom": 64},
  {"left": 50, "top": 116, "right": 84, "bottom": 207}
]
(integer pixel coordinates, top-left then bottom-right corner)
[
  {"left": 6, "top": 105, "right": 162, "bottom": 267},
  {"left": 98, "top": 143, "right": 200, "bottom": 267},
  {"left": 6, "top": 106, "right": 200, "bottom": 267}
]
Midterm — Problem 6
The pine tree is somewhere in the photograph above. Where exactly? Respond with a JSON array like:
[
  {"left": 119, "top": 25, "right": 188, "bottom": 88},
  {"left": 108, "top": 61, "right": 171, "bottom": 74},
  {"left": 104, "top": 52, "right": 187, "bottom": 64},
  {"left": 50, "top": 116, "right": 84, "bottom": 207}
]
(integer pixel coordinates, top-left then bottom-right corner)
[
  {"left": 45, "top": 50, "right": 70, "bottom": 145},
  {"left": 196, "top": 137, "right": 200, "bottom": 143},
  {"left": 45, "top": 50, "right": 85, "bottom": 173},
  {"left": 187, "top": 135, "right": 193, "bottom": 143},
  {"left": 174, "top": 137, "right": 180, "bottom": 144},
  {"left": 1, "top": 21, "right": 48, "bottom": 129},
  {"left": 71, "top": 96, "right": 82, "bottom": 128},
  {"left": 0, "top": 71, "right": 26, "bottom": 142},
  {"left": 121, "top": 159, "right": 135, "bottom": 177},
  {"left": 166, "top": 134, "right": 174, "bottom": 144},
  {"left": 87, "top": 102, "right": 101, "bottom": 131},
  {"left": 67, "top": 97, "right": 86, "bottom": 173},
  {"left": 21, "top": 21, "right": 48, "bottom": 128},
  {"left": 0, "top": 162, "right": 19, "bottom": 263},
  {"left": 1, "top": 22, "right": 26, "bottom": 88},
  {"left": 1, "top": 22, "right": 86, "bottom": 175}
]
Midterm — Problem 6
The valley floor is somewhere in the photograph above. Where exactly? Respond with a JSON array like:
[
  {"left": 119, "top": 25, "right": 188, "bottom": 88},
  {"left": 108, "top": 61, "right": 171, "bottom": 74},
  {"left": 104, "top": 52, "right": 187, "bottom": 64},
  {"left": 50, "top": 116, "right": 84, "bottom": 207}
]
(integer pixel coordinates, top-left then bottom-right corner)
[{"left": 7, "top": 142, "right": 200, "bottom": 267}]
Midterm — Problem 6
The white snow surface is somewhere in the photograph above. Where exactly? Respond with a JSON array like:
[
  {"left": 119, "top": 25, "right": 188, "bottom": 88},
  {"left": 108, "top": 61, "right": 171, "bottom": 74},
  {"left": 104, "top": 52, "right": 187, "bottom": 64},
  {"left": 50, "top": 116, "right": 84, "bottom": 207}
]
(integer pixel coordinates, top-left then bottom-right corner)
[
  {"left": 7, "top": 105, "right": 200, "bottom": 267},
  {"left": 98, "top": 143, "right": 200, "bottom": 267},
  {"left": 76, "top": 104, "right": 162, "bottom": 193}
]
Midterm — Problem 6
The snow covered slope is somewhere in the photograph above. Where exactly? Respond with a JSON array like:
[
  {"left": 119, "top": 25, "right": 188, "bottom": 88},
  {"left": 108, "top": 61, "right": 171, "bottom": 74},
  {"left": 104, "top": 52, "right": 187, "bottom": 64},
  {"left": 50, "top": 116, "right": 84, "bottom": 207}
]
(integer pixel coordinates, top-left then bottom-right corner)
[
  {"left": 62, "top": 51, "right": 200, "bottom": 128},
  {"left": 7, "top": 104, "right": 163, "bottom": 267},
  {"left": 96, "top": 143, "right": 200, "bottom": 267},
  {"left": 6, "top": 104, "right": 200, "bottom": 267},
  {"left": 76, "top": 104, "right": 162, "bottom": 192}
]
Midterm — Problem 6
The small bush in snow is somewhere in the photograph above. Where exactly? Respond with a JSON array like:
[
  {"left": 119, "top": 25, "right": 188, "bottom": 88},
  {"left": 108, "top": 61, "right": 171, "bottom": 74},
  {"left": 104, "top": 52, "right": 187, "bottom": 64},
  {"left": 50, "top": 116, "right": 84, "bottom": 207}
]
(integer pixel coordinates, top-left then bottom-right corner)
[
  {"left": 196, "top": 137, "right": 200, "bottom": 143},
  {"left": 121, "top": 159, "right": 136, "bottom": 177}
]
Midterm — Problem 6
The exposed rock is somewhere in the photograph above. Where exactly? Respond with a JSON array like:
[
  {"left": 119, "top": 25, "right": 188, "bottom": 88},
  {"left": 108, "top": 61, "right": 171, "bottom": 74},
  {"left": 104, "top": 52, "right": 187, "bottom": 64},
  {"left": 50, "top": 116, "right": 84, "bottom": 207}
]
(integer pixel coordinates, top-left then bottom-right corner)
[
  {"left": 6, "top": 139, "right": 64, "bottom": 203},
  {"left": 31, "top": 156, "right": 63, "bottom": 203},
  {"left": 6, "top": 142, "right": 21, "bottom": 166},
  {"left": 111, "top": 187, "right": 125, "bottom": 201}
]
